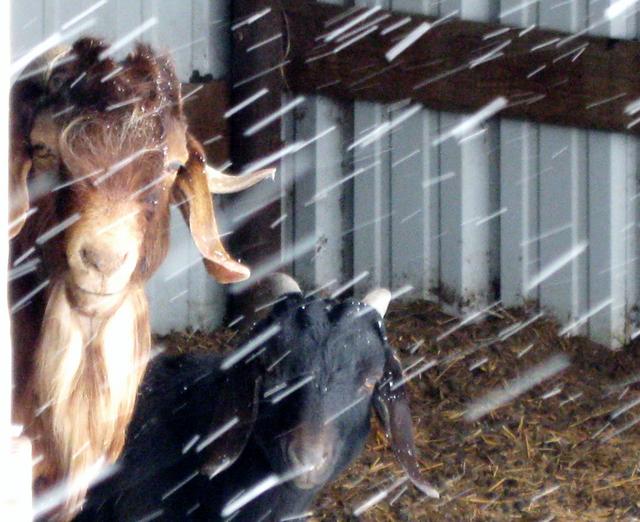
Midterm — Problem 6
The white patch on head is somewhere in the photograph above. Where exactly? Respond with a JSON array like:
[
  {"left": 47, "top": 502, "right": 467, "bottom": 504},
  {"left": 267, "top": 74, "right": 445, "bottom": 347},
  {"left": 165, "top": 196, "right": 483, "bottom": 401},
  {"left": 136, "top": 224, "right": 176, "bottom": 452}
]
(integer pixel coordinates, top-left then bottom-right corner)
[{"left": 59, "top": 113, "right": 158, "bottom": 169}]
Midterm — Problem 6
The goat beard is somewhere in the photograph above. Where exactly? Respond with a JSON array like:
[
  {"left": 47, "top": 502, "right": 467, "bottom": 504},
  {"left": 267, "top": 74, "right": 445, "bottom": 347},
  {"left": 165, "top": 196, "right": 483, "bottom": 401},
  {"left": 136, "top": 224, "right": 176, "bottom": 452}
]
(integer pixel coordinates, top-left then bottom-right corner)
[{"left": 29, "top": 278, "right": 150, "bottom": 519}]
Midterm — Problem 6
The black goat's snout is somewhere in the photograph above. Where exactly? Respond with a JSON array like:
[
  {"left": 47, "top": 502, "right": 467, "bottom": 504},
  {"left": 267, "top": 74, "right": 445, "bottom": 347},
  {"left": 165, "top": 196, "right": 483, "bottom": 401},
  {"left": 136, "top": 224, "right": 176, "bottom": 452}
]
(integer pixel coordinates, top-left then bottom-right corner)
[{"left": 286, "top": 426, "right": 336, "bottom": 490}]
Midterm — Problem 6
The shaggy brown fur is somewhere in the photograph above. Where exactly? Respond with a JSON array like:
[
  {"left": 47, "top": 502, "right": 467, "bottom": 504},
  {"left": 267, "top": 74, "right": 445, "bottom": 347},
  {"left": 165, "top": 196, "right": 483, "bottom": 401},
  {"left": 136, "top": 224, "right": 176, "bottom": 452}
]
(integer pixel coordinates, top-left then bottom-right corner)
[{"left": 9, "top": 38, "right": 251, "bottom": 519}]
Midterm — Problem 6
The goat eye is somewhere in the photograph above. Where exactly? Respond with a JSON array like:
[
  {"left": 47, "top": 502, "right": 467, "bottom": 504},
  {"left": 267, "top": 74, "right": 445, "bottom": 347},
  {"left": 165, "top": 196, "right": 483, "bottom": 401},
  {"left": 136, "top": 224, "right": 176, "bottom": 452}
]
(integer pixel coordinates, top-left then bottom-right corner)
[
  {"left": 141, "top": 192, "right": 159, "bottom": 206},
  {"left": 48, "top": 72, "right": 67, "bottom": 92},
  {"left": 165, "top": 161, "right": 183, "bottom": 174},
  {"left": 362, "top": 376, "right": 376, "bottom": 392},
  {"left": 31, "top": 143, "right": 47, "bottom": 156},
  {"left": 139, "top": 193, "right": 159, "bottom": 221}
]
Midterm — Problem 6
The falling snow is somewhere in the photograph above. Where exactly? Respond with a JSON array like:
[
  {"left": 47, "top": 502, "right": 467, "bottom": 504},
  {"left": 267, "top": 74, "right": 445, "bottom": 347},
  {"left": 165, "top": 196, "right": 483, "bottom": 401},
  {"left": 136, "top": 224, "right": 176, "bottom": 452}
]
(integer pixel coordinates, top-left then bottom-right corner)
[{"left": 6, "top": 1, "right": 640, "bottom": 520}]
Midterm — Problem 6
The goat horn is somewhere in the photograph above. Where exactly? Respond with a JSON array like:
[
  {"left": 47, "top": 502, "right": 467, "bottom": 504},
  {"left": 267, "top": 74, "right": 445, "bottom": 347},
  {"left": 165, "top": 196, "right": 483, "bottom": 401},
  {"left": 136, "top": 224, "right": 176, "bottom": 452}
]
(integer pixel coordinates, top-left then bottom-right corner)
[
  {"left": 362, "top": 288, "right": 391, "bottom": 317},
  {"left": 15, "top": 45, "right": 72, "bottom": 84},
  {"left": 266, "top": 273, "right": 302, "bottom": 298},
  {"left": 252, "top": 273, "right": 302, "bottom": 305},
  {"left": 42, "top": 46, "right": 72, "bottom": 81},
  {"left": 206, "top": 165, "right": 275, "bottom": 194}
]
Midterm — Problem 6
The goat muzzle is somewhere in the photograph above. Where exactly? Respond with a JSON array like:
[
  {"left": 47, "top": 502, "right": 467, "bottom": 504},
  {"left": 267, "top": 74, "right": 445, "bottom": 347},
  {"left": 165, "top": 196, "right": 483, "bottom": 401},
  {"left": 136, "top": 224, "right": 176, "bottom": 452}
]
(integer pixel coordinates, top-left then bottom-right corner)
[
  {"left": 65, "top": 207, "right": 142, "bottom": 296},
  {"left": 65, "top": 278, "right": 128, "bottom": 317},
  {"left": 79, "top": 245, "right": 129, "bottom": 276},
  {"left": 286, "top": 425, "right": 336, "bottom": 490}
]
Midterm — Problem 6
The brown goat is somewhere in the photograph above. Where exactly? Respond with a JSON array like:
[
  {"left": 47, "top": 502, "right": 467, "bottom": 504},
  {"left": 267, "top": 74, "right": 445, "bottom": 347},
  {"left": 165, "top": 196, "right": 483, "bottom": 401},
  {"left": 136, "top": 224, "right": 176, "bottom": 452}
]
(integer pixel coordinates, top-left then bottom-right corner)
[{"left": 9, "top": 38, "right": 272, "bottom": 518}]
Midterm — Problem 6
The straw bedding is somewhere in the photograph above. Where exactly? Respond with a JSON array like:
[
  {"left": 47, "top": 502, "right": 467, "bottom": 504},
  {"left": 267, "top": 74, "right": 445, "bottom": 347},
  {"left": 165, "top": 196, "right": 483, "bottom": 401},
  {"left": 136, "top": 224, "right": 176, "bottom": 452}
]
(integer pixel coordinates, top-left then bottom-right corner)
[{"left": 162, "top": 300, "right": 640, "bottom": 521}]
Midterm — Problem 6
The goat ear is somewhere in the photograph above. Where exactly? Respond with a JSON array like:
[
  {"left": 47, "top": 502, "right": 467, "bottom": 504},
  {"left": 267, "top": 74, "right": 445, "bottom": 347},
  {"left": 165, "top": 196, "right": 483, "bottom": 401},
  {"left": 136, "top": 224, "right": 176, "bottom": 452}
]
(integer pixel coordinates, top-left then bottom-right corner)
[
  {"left": 9, "top": 81, "right": 39, "bottom": 239},
  {"left": 200, "top": 375, "right": 261, "bottom": 479},
  {"left": 373, "top": 349, "right": 440, "bottom": 499},
  {"left": 172, "top": 134, "right": 250, "bottom": 283},
  {"left": 9, "top": 45, "right": 70, "bottom": 239}
]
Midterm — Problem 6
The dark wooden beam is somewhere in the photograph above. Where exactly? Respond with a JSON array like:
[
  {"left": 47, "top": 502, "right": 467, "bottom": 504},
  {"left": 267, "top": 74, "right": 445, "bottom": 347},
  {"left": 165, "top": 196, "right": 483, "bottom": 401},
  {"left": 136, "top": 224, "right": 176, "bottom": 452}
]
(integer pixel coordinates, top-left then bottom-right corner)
[
  {"left": 228, "top": 0, "right": 287, "bottom": 313},
  {"left": 182, "top": 82, "right": 229, "bottom": 164},
  {"left": 280, "top": 0, "right": 640, "bottom": 134}
]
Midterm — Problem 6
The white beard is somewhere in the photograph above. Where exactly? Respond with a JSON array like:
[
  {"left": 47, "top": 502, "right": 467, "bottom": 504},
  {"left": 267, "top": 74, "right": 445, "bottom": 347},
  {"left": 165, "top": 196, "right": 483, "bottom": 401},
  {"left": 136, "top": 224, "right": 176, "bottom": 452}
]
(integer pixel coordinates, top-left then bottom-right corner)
[{"left": 32, "top": 279, "right": 151, "bottom": 518}]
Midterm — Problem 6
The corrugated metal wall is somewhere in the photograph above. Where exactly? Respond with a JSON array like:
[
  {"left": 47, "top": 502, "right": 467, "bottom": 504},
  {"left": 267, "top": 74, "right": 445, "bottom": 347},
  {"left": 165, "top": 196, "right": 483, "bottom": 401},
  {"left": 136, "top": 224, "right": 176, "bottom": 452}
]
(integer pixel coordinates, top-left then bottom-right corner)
[
  {"left": 11, "top": 0, "right": 640, "bottom": 347},
  {"left": 11, "top": 0, "right": 231, "bottom": 334},
  {"left": 279, "top": 0, "right": 640, "bottom": 348}
]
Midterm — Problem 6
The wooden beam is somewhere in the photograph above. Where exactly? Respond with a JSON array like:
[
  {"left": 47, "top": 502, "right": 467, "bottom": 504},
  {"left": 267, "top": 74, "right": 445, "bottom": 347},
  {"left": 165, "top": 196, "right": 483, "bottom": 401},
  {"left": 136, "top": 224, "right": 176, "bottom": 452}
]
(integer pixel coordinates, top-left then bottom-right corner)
[
  {"left": 280, "top": 0, "right": 640, "bottom": 134},
  {"left": 228, "top": 0, "right": 287, "bottom": 313},
  {"left": 182, "top": 82, "right": 229, "bottom": 164}
]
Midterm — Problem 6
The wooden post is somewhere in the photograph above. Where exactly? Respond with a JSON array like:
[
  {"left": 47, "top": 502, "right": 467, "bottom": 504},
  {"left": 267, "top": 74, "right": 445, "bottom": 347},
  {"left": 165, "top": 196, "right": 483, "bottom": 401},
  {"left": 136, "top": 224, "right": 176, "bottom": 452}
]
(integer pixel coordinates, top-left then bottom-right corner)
[
  {"left": 182, "top": 82, "right": 230, "bottom": 164},
  {"left": 3, "top": 1, "right": 33, "bottom": 519},
  {"left": 228, "top": 0, "right": 286, "bottom": 314}
]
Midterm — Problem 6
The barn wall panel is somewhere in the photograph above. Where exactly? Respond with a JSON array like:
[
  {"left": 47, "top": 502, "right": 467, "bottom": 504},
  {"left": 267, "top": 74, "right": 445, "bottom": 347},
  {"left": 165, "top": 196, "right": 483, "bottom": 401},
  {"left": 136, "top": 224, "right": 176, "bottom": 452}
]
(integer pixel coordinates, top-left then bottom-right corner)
[
  {"left": 279, "top": 0, "right": 640, "bottom": 347},
  {"left": 499, "top": 1, "right": 540, "bottom": 308},
  {"left": 283, "top": 0, "right": 352, "bottom": 294},
  {"left": 390, "top": 0, "right": 439, "bottom": 299},
  {"left": 290, "top": 98, "right": 351, "bottom": 291},
  {"left": 499, "top": 0, "right": 639, "bottom": 346},
  {"left": 10, "top": 0, "right": 45, "bottom": 60},
  {"left": 536, "top": 1, "right": 589, "bottom": 335},
  {"left": 409, "top": 0, "right": 500, "bottom": 311},
  {"left": 351, "top": 0, "right": 392, "bottom": 294},
  {"left": 586, "top": 2, "right": 639, "bottom": 347},
  {"left": 352, "top": 101, "right": 393, "bottom": 291},
  {"left": 10, "top": 0, "right": 230, "bottom": 334}
]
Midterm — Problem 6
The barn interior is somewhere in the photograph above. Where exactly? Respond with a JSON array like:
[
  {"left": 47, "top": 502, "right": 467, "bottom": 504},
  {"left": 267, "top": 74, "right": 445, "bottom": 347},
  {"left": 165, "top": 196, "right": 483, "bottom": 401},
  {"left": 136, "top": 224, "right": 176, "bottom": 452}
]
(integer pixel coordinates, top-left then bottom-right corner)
[
  {"left": 167, "top": 301, "right": 640, "bottom": 520},
  {"left": 8, "top": 0, "right": 640, "bottom": 520}
]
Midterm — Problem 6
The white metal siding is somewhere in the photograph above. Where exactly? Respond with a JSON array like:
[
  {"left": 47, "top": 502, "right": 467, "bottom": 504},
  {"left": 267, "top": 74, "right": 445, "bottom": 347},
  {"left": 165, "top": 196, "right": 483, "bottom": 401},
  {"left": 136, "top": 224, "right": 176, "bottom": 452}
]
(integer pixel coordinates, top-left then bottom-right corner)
[
  {"left": 498, "top": 0, "right": 640, "bottom": 346},
  {"left": 11, "top": 0, "right": 230, "bottom": 334},
  {"left": 585, "top": 2, "right": 638, "bottom": 347},
  {"left": 280, "top": 0, "right": 640, "bottom": 348}
]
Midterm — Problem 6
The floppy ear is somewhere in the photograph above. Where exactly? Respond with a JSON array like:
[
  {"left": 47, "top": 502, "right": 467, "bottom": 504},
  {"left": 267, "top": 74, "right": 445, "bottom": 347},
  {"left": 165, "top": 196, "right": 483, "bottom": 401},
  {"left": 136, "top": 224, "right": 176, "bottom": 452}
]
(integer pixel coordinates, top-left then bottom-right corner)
[
  {"left": 200, "top": 375, "right": 261, "bottom": 479},
  {"left": 9, "top": 80, "right": 39, "bottom": 239},
  {"left": 172, "top": 134, "right": 251, "bottom": 283},
  {"left": 373, "top": 348, "right": 440, "bottom": 499},
  {"left": 9, "top": 45, "right": 71, "bottom": 239}
]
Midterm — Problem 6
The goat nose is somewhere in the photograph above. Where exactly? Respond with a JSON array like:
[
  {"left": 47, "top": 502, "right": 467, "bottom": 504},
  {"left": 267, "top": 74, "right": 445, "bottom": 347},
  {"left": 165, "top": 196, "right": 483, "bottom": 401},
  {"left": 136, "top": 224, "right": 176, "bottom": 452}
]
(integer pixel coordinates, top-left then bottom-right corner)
[
  {"left": 289, "top": 442, "right": 332, "bottom": 472},
  {"left": 79, "top": 245, "right": 128, "bottom": 275},
  {"left": 303, "top": 445, "right": 330, "bottom": 467}
]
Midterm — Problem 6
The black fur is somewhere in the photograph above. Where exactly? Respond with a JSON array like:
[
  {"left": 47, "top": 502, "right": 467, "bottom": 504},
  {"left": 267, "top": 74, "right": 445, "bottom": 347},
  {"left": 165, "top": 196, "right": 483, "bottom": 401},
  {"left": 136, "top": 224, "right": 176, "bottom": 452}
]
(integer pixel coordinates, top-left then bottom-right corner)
[{"left": 77, "top": 294, "right": 412, "bottom": 521}]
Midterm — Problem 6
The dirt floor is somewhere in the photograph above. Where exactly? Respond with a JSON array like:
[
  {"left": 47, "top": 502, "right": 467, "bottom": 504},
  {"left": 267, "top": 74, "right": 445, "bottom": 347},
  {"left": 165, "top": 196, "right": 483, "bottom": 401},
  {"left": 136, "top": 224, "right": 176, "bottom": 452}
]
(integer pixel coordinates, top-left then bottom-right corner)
[{"left": 164, "top": 300, "right": 640, "bottom": 521}]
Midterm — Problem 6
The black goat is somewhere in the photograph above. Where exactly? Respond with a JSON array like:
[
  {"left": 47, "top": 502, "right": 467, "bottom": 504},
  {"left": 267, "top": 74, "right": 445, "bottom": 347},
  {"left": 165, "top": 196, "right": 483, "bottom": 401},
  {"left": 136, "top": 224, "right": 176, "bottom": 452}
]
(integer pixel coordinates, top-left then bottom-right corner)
[
  {"left": 70, "top": 352, "right": 259, "bottom": 522},
  {"left": 76, "top": 277, "right": 437, "bottom": 521}
]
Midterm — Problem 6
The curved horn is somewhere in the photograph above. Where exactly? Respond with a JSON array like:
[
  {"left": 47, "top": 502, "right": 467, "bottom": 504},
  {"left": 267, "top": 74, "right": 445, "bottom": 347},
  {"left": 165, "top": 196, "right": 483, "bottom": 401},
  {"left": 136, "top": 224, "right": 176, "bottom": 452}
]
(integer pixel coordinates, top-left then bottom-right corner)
[
  {"left": 206, "top": 165, "right": 275, "bottom": 194},
  {"left": 13, "top": 44, "right": 72, "bottom": 83},
  {"left": 37, "top": 45, "right": 73, "bottom": 83},
  {"left": 362, "top": 288, "right": 391, "bottom": 317},
  {"left": 174, "top": 135, "right": 251, "bottom": 283},
  {"left": 247, "top": 273, "right": 302, "bottom": 323},
  {"left": 263, "top": 273, "right": 302, "bottom": 298}
]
